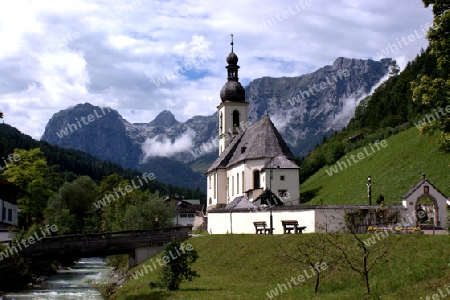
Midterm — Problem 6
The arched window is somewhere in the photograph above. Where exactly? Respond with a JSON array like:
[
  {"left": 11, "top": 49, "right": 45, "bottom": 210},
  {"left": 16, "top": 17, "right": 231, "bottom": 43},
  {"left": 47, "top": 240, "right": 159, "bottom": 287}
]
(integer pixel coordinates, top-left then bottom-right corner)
[
  {"left": 253, "top": 170, "right": 260, "bottom": 189},
  {"left": 236, "top": 173, "right": 239, "bottom": 194},
  {"left": 209, "top": 198, "right": 212, "bottom": 205},
  {"left": 233, "top": 110, "right": 240, "bottom": 127},
  {"left": 220, "top": 112, "right": 223, "bottom": 134},
  {"left": 214, "top": 174, "right": 216, "bottom": 198}
]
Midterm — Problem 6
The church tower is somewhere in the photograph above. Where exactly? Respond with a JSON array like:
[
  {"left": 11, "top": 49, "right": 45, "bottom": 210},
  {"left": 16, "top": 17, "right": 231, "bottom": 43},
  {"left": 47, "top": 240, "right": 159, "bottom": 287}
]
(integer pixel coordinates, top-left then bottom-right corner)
[{"left": 218, "top": 35, "right": 249, "bottom": 156}]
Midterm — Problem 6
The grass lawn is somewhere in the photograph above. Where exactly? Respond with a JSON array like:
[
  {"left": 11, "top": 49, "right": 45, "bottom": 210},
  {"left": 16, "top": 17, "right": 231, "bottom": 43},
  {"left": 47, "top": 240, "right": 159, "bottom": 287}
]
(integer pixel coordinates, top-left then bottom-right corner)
[
  {"left": 301, "top": 127, "right": 450, "bottom": 205},
  {"left": 109, "top": 233, "right": 450, "bottom": 300}
]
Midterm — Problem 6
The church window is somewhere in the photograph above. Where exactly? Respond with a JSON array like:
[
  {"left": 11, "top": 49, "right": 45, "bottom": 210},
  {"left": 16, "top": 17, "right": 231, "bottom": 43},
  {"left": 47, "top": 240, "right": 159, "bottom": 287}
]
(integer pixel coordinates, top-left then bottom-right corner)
[
  {"left": 280, "top": 175, "right": 285, "bottom": 181},
  {"left": 214, "top": 174, "right": 216, "bottom": 198},
  {"left": 209, "top": 176, "right": 212, "bottom": 189},
  {"left": 232, "top": 176, "right": 234, "bottom": 196},
  {"left": 253, "top": 170, "right": 260, "bottom": 189},
  {"left": 209, "top": 198, "right": 212, "bottom": 205},
  {"left": 237, "top": 173, "right": 239, "bottom": 194},
  {"left": 220, "top": 112, "right": 223, "bottom": 134},
  {"left": 233, "top": 110, "right": 240, "bottom": 127},
  {"left": 278, "top": 190, "right": 287, "bottom": 198},
  {"left": 242, "top": 171, "right": 244, "bottom": 192}
]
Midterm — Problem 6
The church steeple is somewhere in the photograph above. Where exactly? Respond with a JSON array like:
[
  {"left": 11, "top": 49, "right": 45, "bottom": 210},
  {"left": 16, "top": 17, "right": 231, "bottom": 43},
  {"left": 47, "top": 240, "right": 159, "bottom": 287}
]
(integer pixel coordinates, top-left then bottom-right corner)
[
  {"left": 218, "top": 35, "right": 249, "bottom": 155},
  {"left": 226, "top": 34, "right": 239, "bottom": 81},
  {"left": 220, "top": 34, "right": 245, "bottom": 102}
]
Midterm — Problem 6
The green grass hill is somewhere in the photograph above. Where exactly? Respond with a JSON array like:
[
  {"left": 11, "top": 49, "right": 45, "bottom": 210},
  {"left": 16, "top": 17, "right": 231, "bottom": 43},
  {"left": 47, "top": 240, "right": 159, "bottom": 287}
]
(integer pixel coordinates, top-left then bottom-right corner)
[
  {"left": 110, "top": 234, "right": 450, "bottom": 300},
  {"left": 301, "top": 127, "right": 450, "bottom": 205}
]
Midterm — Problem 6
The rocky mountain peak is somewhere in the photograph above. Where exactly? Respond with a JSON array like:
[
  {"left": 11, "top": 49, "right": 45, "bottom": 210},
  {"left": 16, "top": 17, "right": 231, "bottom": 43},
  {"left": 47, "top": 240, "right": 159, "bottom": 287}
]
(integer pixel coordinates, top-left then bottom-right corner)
[{"left": 148, "top": 110, "right": 179, "bottom": 128}]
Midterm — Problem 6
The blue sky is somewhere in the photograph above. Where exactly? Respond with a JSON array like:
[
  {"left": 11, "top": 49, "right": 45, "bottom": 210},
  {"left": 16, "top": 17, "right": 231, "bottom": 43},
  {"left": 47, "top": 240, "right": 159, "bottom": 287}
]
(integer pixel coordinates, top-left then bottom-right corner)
[{"left": 0, "top": 0, "right": 433, "bottom": 139}]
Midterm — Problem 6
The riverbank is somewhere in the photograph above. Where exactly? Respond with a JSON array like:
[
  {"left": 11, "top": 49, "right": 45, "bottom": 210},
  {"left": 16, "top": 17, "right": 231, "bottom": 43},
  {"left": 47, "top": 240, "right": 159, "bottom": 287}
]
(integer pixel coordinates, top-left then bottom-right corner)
[{"left": 4, "top": 258, "right": 113, "bottom": 299}]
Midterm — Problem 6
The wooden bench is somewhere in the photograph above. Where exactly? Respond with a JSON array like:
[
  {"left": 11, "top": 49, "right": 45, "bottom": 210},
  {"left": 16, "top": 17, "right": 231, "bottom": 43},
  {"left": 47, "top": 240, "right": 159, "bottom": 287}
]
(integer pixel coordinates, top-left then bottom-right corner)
[
  {"left": 253, "top": 221, "right": 272, "bottom": 234},
  {"left": 281, "top": 220, "right": 306, "bottom": 234}
]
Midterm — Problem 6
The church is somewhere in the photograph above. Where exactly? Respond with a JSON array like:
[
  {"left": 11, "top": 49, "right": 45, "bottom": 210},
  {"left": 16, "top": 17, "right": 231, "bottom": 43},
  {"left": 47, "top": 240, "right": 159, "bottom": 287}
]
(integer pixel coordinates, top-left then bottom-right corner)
[
  {"left": 205, "top": 39, "right": 449, "bottom": 235},
  {"left": 205, "top": 38, "right": 300, "bottom": 211}
]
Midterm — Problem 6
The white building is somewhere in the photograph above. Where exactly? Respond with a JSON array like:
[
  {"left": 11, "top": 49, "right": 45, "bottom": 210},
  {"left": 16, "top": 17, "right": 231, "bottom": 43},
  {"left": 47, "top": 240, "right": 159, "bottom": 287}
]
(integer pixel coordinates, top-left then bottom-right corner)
[
  {"left": 206, "top": 38, "right": 300, "bottom": 212},
  {"left": 0, "top": 179, "right": 20, "bottom": 241}
]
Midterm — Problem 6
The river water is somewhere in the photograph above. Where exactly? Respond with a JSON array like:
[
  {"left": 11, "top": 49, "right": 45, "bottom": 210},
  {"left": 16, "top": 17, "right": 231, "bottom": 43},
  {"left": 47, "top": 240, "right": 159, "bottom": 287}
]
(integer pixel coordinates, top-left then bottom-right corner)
[{"left": 4, "top": 258, "right": 112, "bottom": 300}]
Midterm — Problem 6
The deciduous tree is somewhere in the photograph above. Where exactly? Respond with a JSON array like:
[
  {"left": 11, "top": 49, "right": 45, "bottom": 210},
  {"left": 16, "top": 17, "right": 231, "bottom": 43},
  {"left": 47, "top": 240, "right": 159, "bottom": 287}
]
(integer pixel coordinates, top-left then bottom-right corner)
[
  {"left": 1, "top": 148, "right": 52, "bottom": 226},
  {"left": 412, "top": 1, "right": 450, "bottom": 150}
]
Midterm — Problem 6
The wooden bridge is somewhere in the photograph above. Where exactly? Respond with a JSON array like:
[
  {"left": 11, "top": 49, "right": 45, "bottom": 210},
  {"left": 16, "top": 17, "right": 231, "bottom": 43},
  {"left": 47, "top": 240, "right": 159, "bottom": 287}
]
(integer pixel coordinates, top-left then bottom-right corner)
[{"left": 20, "top": 226, "right": 192, "bottom": 267}]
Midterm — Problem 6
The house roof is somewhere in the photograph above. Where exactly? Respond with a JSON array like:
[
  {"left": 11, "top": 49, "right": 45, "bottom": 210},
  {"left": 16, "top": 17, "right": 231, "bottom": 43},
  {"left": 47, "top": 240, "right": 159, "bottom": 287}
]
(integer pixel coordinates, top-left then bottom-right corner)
[
  {"left": 0, "top": 179, "right": 24, "bottom": 205},
  {"left": 182, "top": 199, "right": 201, "bottom": 205},
  {"left": 176, "top": 204, "right": 204, "bottom": 213},
  {"left": 207, "top": 115, "right": 295, "bottom": 173},
  {"left": 401, "top": 179, "right": 447, "bottom": 199}
]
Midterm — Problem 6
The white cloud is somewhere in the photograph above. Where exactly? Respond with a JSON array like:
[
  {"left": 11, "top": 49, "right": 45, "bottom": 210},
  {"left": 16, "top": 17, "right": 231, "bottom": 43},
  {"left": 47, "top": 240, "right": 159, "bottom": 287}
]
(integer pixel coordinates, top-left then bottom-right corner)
[
  {"left": 140, "top": 128, "right": 196, "bottom": 161},
  {"left": 0, "top": 0, "right": 433, "bottom": 139}
]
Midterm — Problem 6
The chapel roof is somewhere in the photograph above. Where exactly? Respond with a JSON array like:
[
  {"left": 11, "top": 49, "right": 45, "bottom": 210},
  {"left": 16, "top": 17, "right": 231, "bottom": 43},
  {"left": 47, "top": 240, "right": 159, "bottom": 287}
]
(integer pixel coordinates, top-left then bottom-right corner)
[{"left": 401, "top": 179, "right": 447, "bottom": 199}]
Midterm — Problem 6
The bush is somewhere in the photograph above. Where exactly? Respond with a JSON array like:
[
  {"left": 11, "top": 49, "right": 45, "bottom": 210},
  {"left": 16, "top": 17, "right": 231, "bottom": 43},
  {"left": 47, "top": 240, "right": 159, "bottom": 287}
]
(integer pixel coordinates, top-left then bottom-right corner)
[{"left": 150, "top": 239, "right": 199, "bottom": 291}]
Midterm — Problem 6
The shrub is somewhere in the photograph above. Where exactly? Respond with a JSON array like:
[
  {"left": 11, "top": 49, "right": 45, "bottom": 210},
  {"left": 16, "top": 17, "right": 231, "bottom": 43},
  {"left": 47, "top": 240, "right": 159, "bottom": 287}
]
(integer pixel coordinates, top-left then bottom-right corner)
[{"left": 150, "top": 239, "right": 199, "bottom": 291}]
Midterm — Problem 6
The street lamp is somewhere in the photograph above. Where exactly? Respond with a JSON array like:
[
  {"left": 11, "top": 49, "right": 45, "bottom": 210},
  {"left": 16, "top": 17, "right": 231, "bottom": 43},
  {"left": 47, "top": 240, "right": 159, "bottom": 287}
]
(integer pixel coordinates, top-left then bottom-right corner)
[
  {"left": 269, "top": 165, "right": 273, "bottom": 235},
  {"left": 268, "top": 155, "right": 279, "bottom": 235},
  {"left": 367, "top": 176, "right": 372, "bottom": 205}
]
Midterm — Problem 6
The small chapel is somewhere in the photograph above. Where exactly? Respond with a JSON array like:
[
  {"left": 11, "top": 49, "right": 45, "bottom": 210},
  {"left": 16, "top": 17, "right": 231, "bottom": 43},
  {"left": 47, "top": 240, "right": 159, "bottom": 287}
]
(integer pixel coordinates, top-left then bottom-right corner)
[{"left": 205, "top": 38, "right": 300, "bottom": 211}]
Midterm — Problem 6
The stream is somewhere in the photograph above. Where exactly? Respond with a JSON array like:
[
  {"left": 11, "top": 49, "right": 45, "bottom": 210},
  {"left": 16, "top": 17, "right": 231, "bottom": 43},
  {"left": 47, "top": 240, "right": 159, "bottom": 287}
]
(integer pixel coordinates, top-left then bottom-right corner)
[{"left": 4, "top": 257, "right": 113, "bottom": 300}]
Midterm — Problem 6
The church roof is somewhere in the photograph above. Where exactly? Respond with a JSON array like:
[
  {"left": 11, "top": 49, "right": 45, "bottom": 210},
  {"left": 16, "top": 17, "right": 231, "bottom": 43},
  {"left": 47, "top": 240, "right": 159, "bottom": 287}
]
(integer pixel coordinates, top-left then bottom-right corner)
[
  {"left": 262, "top": 154, "right": 299, "bottom": 169},
  {"left": 225, "top": 196, "right": 258, "bottom": 210},
  {"left": 207, "top": 115, "right": 296, "bottom": 173}
]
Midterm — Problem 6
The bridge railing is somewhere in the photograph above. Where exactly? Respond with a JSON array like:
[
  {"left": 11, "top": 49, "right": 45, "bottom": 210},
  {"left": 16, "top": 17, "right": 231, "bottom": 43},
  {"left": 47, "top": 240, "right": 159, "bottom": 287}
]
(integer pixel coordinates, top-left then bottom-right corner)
[
  {"left": 33, "top": 226, "right": 192, "bottom": 242},
  {"left": 21, "top": 226, "right": 192, "bottom": 257}
]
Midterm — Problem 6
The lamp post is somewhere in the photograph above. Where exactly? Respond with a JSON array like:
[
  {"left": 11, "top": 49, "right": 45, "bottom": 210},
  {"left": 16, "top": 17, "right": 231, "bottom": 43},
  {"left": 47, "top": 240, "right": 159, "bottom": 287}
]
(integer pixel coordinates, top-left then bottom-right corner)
[
  {"left": 367, "top": 176, "right": 372, "bottom": 205},
  {"left": 268, "top": 155, "right": 279, "bottom": 235},
  {"left": 269, "top": 165, "right": 273, "bottom": 235}
]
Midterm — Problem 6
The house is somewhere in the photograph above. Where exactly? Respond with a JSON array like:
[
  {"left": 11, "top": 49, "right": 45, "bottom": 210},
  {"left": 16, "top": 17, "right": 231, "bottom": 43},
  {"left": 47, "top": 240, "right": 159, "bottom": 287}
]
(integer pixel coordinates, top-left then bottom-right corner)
[
  {"left": 205, "top": 38, "right": 300, "bottom": 212},
  {"left": 0, "top": 179, "right": 21, "bottom": 241},
  {"left": 172, "top": 199, "right": 204, "bottom": 227}
]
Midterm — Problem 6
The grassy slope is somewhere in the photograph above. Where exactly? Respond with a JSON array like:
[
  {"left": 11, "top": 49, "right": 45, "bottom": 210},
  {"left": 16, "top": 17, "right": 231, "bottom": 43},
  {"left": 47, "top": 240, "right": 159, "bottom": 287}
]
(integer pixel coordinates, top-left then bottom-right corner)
[
  {"left": 301, "top": 127, "right": 450, "bottom": 205},
  {"left": 110, "top": 234, "right": 450, "bottom": 300}
]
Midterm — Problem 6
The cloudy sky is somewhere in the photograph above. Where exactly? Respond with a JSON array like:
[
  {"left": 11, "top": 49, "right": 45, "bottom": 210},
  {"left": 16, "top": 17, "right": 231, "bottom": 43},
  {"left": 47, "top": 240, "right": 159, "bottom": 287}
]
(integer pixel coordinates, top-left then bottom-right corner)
[{"left": 0, "top": 0, "right": 433, "bottom": 139}]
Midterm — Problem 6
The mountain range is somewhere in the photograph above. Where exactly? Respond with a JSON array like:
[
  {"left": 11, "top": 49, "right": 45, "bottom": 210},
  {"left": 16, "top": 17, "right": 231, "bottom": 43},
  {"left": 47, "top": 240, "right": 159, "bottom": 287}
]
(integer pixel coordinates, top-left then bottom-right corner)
[{"left": 41, "top": 57, "right": 392, "bottom": 191}]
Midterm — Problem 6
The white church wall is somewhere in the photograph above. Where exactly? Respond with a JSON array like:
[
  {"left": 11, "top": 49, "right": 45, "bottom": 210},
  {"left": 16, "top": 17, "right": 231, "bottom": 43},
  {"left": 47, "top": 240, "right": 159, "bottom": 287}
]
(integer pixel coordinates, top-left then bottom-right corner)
[
  {"left": 243, "top": 159, "right": 267, "bottom": 201},
  {"left": 208, "top": 209, "right": 322, "bottom": 234},
  {"left": 226, "top": 163, "right": 245, "bottom": 201},
  {"left": 262, "top": 169, "right": 300, "bottom": 205},
  {"left": 207, "top": 169, "right": 228, "bottom": 210}
]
